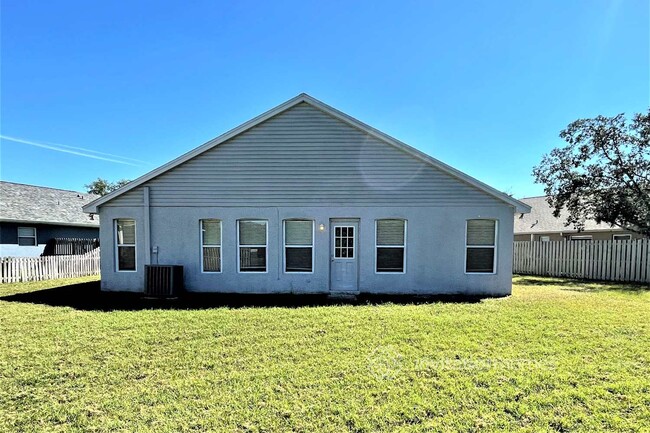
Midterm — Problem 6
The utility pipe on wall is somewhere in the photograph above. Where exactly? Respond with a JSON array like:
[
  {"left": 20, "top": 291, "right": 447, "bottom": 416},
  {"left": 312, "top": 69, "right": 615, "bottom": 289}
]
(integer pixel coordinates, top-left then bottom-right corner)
[{"left": 144, "top": 186, "right": 151, "bottom": 265}]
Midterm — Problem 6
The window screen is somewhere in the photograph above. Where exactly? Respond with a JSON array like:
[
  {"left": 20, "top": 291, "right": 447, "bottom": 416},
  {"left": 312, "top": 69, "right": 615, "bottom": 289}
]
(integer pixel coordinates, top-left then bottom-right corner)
[
  {"left": 466, "top": 219, "right": 496, "bottom": 273},
  {"left": 17, "top": 227, "right": 37, "bottom": 246},
  {"left": 376, "top": 220, "right": 405, "bottom": 272},
  {"left": 239, "top": 220, "right": 267, "bottom": 272},
  {"left": 115, "top": 219, "right": 136, "bottom": 271},
  {"left": 285, "top": 220, "right": 313, "bottom": 272},
  {"left": 201, "top": 219, "right": 221, "bottom": 272}
]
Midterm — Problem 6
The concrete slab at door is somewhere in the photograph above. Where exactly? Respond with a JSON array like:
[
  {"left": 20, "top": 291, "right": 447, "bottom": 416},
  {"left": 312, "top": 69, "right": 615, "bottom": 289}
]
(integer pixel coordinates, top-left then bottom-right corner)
[{"left": 330, "top": 219, "right": 359, "bottom": 292}]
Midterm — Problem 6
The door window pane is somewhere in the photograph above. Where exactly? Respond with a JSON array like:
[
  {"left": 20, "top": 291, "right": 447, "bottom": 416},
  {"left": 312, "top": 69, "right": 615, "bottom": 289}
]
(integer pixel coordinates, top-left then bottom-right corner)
[{"left": 334, "top": 226, "right": 354, "bottom": 259}]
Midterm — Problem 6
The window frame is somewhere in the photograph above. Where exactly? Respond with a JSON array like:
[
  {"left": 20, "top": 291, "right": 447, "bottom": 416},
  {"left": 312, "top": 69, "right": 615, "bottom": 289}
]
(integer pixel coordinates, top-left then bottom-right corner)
[
  {"left": 17, "top": 227, "right": 37, "bottom": 246},
  {"left": 374, "top": 219, "right": 407, "bottom": 274},
  {"left": 200, "top": 219, "right": 222, "bottom": 273},
  {"left": 237, "top": 219, "right": 268, "bottom": 273},
  {"left": 539, "top": 236, "right": 550, "bottom": 242},
  {"left": 283, "top": 219, "right": 315, "bottom": 274},
  {"left": 613, "top": 234, "right": 632, "bottom": 241},
  {"left": 570, "top": 235, "right": 592, "bottom": 241},
  {"left": 114, "top": 219, "right": 137, "bottom": 272},
  {"left": 464, "top": 219, "right": 498, "bottom": 275}
]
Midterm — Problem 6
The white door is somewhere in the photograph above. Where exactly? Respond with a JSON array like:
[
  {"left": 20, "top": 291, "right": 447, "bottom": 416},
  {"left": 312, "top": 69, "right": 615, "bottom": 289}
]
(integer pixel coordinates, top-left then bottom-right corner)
[{"left": 330, "top": 220, "right": 359, "bottom": 292}]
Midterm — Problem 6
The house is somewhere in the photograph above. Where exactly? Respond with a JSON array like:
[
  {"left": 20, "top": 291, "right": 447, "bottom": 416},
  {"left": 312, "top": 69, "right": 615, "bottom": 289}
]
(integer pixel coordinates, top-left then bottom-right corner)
[
  {"left": 514, "top": 196, "right": 644, "bottom": 242},
  {"left": 0, "top": 181, "right": 100, "bottom": 257},
  {"left": 83, "top": 94, "right": 530, "bottom": 296}
]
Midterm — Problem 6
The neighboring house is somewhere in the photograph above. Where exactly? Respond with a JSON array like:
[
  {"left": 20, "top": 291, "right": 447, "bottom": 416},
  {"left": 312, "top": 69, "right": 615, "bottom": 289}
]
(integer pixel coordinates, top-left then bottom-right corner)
[
  {"left": 0, "top": 181, "right": 100, "bottom": 257},
  {"left": 84, "top": 94, "right": 530, "bottom": 296},
  {"left": 514, "top": 196, "right": 644, "bottom": 242}
]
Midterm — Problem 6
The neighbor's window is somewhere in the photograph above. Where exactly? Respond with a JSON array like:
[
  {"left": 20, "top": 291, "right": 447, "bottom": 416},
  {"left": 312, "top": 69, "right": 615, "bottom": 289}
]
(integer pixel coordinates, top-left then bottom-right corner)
[
  {"left": 201, "top": 219, "right": 222, "bottom": 272},
  {"left": 115, "top": 219, "right": 136, "bottom": 271},
  {"left": 376, "top": 219, "right": 406, "bottom": 273},
  {"left": 570, "top": 235, "right": 592, "bottom": 241},
  {"left": 17, "top": 227, "right": 37, "bottom": 246},
  {"left": 284, "top": 220, "right": 313, "bottom": 272},
  {"left": 466, "top": 219, "right": 496, "bottom": 273},
  {"left": 540, "top": 236, "right": 550, "bottom": 242},
  {"left": 238, "top": 220, "right": 267, "bottom": 272},
  {"left": 613, "top": 234, "right": 632, "bottom": 241}
]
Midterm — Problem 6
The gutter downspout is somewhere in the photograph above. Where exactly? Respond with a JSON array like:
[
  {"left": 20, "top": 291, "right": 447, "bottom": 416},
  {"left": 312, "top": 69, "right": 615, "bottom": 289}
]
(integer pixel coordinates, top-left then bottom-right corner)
[{"left": 144, "top": 187, "right": 151, "bottom": 265}]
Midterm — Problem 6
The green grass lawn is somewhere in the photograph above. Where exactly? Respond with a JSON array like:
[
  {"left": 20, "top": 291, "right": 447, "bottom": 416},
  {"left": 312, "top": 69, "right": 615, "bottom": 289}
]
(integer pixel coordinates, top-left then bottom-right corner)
[{"left": 0, "top": 276, "right": 648, "bottom": 432}]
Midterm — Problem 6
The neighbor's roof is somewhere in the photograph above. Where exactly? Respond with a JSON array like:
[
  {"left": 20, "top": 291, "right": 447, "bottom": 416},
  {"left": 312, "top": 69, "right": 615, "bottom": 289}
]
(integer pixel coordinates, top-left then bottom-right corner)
[
  {"left": 514, "top": 196, "right": 622, "bottom": 234},
  {"left": 0, "top": 181, "right": 99, "bottom": 227},
  {"left": 84, "top": 93, "right": 531, "bottom": 214}
]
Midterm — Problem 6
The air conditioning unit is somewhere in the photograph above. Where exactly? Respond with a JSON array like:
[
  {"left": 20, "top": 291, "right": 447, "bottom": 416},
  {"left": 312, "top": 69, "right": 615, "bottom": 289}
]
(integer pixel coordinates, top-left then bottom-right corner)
[{"left": 144, "top": 265, "right": 184, "bottom": 297}]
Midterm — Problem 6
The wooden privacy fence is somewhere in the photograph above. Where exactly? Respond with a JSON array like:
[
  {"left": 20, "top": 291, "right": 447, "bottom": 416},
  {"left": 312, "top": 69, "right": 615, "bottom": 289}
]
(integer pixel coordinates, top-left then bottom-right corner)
[
  {"left": 513, "top": 240, "right": 650, "bottom": 283},
  {"left": 0, "top": 248, "right": 100, "bottom": 284}
]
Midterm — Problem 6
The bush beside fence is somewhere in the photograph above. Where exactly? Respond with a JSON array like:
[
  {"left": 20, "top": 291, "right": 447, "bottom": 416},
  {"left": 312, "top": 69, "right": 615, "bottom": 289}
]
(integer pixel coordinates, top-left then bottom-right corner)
[
  {"left": 513, "top": 240, "right": 650, "bottom": 283},
  {"left": 0, "top": 249, "right": 100, "bottom": 284}
]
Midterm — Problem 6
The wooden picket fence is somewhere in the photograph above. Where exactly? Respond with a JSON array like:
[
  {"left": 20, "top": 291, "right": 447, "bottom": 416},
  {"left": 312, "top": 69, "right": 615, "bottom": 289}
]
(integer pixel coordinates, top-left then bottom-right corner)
[
  {"left": 513, "top": 240, "right": 650, "bottom": 283},
  {"left": 0, "top": 248, "right": 100, "bottom": 284}
]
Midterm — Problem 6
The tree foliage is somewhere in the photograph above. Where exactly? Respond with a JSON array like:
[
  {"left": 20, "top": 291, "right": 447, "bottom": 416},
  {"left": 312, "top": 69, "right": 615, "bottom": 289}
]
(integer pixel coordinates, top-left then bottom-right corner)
[
  {"left": 533, "top": 110, "right": 650, "bottom": 236},
  {"left": 85, "top": 178, "right": 131, "bottom": 196}
]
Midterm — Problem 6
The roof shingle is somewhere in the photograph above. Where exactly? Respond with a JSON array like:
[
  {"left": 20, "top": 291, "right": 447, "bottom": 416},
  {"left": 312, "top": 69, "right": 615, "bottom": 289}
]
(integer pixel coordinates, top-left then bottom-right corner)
[
  {"left": 514, "top": 196, "right": 620, "bottom": 234},
  {"left": 0, "top": 181, "right": 99, "bottom": 226}
]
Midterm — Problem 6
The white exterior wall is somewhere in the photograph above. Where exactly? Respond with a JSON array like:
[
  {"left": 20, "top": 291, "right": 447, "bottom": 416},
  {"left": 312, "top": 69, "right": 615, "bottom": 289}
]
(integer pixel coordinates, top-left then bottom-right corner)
[
  {"left": 103, "top": 103, "right": 504, "bottom": 209},
  {"left": 99, "top": 205, "right": 514, "bottom": 296}
]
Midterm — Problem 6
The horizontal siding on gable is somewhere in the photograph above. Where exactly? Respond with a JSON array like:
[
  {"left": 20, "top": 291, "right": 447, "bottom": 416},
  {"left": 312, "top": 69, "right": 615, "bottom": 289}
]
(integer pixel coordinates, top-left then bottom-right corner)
[{"left": 104, "top": 103, "right": 503, "bottom": 208}]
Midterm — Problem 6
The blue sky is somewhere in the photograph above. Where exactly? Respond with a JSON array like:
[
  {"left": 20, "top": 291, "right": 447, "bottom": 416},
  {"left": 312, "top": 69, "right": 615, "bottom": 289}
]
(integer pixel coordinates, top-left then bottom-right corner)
[{"left": 1, "top": 0, "right": 648, "bottom": 198}]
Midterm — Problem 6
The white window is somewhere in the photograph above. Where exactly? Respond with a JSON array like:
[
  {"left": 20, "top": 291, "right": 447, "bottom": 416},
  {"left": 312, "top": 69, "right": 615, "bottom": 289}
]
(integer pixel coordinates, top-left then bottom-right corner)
[
  {"left": 115, "top": 219, "right": 136, "bottom": 271},
  {"left": 540, "top": 236, "right": 550, "bottom": 242},
  {"left": 570, "top": 235, "right": 592, "bottom": 241},
  {"left": 613, "top": 234, "right": 632, "bottom": 241},
  {"left": 284, "top": 220, "right": 313, "bottom": 273},
  {"left": 466, "top": 219, "right": 497, "bottom": 274},
  {"left": 201, "top": 219, "right": 222, "bottom": 272},
  {"left": 334, "top": 226, "right": 355, "bottom": 259},
  {"left": 238, "top": 220, "right": 267, "bottom": 272},
  {"left": 376, "top": 219, "right": 406, "bottom": 273},
  {"left": 17, "top": 227, "right": 37, "bottom": 246}
]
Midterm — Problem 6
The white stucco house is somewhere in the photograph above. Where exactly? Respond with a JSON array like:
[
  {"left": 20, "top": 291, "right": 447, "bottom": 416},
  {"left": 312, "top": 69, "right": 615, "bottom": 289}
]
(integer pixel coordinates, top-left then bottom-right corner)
[{"left": 83, "top": 94, "right": 530, "bottom": 296}]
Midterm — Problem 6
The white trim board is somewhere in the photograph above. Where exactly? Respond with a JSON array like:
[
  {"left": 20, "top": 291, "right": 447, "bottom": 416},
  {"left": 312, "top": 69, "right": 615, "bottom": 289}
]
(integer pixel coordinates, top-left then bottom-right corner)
[{"left": 83, "top": 94, "right": 531, "bottom": 214}]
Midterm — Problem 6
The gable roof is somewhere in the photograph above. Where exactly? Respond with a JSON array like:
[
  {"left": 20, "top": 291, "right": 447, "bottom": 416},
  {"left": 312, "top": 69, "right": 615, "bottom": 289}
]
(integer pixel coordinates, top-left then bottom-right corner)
[
  {"left": 514, "top": 196, "right": 622, "bottom": 234},
  {"left": 83, "top": 94, "right": 531, "bottom": 213},
  {"left": 1, "top": 181, "right": 99, "bottom": 227}
]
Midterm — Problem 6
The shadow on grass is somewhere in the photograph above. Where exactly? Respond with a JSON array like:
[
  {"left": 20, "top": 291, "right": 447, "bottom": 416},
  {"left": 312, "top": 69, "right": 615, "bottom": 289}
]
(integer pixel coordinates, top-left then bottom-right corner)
[
  {"left": 0, "top": 281, "right": 488, "bottom": 312},
  {"left": 514, "top": 275, "right": 649, "bottom": 293}
]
